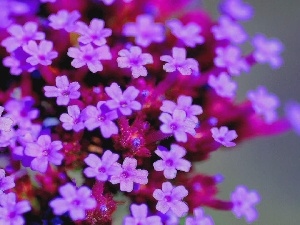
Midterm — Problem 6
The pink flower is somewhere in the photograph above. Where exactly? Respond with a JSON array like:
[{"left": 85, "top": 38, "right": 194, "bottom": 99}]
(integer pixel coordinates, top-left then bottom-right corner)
[
  {"left": 153, "top": 182, "right": 188, "bottom": 217},
  {"left": 117, "top": 46, "right": 153, "bottom": 78},
  {"left": 22, "top": 40, "right": 58, "bottom": 66},
  {"left": 110, "top": 157, "right": 148, "bottom": 192},
  {"left": 160, "top": 47, "right": 199, "bottom": 75},
  {"left": 44, "top": 75, "right": 81, "bottom": 106},
  {"left": 208, "top": 72, "right": 237, "bottom": 98},
  {"left": 211, "top": 126, "right": 238, "bottom": 147},
  {"left": 67, "top": 44, "right": 112, "bottom": 73}
]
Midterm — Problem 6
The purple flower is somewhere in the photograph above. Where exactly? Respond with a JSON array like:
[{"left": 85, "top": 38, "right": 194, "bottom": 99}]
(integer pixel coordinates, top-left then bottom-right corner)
[
  {"left": 124, "top": 203, "right": 163, "bottom": 225},
  {"left": 0, "top": 192, "right": 31, "bottom": 225},
  {"left": 153, "top": 182, "right": 188, "bottom": 217},
  {"left": 231, "top": 185, "right": 260, "bottom": 223},
  {"left": 76, "top": 18, "right": 112, "bottom": 46},
  {"left": 83, "top": 101, "right": 118, "bottom": 138},
  {"left": 24, "top": 134, "right": 64, "bottom": 173},
  {"left": 44, "top": 75, "right": 81, "bottom": 106},
  {"left": 153, "top": 144, "right": 191, "bottom": 179},
  {"left": 0, "top": 106, "right": 13, "bottom": 132},
  {"left": 59, "top": 105, "right": 84, "bottom": 132},
  {"left": 110, "top": 157, "right": 148, "bottom": 192},
  {"left": 67, "top": 44, "right": 112, "bottom": 73},
  {"left": 211, "top": 16, "right": 247, "bottom": 44},
  {"left": 117, "top": 46, "right": 153, "bottom": 78},
  {"left": 0, "top": 129, "right": 15, "bottom": 148},
  {"left": 214, "top": 45, "right": 249, "bottom": 76},
  {"left": 211, "top": 126, "right": 238, "bottom": 147},
  {"left": 208, "top": 72, "right": 237, "bottom": 98},
  {"left": 252, "top": 34, "right": 284, "bottom": 69},
  {"left": 160, "top": 95, "right": 203, "bottom": 123},
  {"left": 185, "top": 207, "right": 214, "bottom": 225},
  {"left": 84, "top": 150, "right": 120, "bottom": 181},
  {"left": 1, "top": 22, "right": 45, "bottom": 53},
  {"left": 160, "top": 47, "right": 199, "bottom": 75},
  {"left": 41, "top": 0, "right": 56, "bottom": 2},
  {"left": 159, "top": 109, "right": 196, "bottom": 143},
  {"left": 22, "top": 40, "right": 58, "bottom": 66},
  {"left": 285, "top": 101, "right": 300, "bottom": 135},
  {"left": 0, "top": 169, "right": 15, "bottom": 193},
  {"left": 167, "top": 19, "right": 204, "bottom": 47},
  {"left": 220, "top": 0, "right": 254, "bottom": 21},
  {"left": 105, "top": 83, "right": 142, "bottom": 116},
  {"left": 49, "top": 183, "right": 97, "bottom": 221},
  {"left": 48, "top": 10, "right": 80, "bottom": 32},
  {"left": 123, "top": 14, "right": 165, "bottom": 47},
  {"left": 247, "top": 86, "right": 279, "bottom": 123}
]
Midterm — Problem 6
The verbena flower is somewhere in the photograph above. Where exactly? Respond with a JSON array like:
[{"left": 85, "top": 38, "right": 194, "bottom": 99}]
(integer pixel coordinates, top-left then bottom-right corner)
[
  {"left": 59, "top": 105, "right": 84, "bottom": 132},
  {"left": 208, "top": 72, "right": 237, "bottom": 98},
  {"left": 48, "top": 10, "right": 81, "bottom": 32},
  {"left": 220, "top": 0, "right": 254, "bottom": 21},
  {"left": 0, "top": 106, "right": 13, "bottom": 132},
  {"left": 49, "top": 183, "right": 97, "bottom": 221},
  {"left": 44, "top": 75, "right": 81, "bottom": 106},
  {"left": 0, "top": 169, "right": 15, "bottom": 194},
  {"left": 185, "top": 207, "right": 214, "bottom": 225},
  {"left": 211, "top": 126, "right": 238, "bottom": 147},
  {"left": 153, "top": 182, "right": 189, "bottom": 217}
]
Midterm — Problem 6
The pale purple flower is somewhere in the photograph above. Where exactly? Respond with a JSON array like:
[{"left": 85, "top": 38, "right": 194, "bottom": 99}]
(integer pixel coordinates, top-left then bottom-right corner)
[
  {"left": 252, "top": 34, "right": 284, "bottom": 69},
  {"left": 84, "top": 150, "right": 120, "bottom": 181},
  {"left": 0, "top": 106, "right": 13, "bottom": 132},
  {"left": 208, "top": 72, "right": 237, "bottom": 98},
  {"left": 24, "top": 134, "right": 64, "bottom": 173},
  {"left": 0, "top": 169, "right": 15, "bottom": 193},
  {"left": 285, "top": 101, "right": 300, "bottom": 135},
  {"left": 214, "top": 46, "right": 249, "bottom": 76},
  {"left": 44, "top": 75, "right": 80, "bottom": 106},
  {"left": 59, "top": 105, "right": 84, "bottom": 132},
  {"left": 117, "top": 46, "right": 153, "bottom": 78},
  {"left": 1, "top": 22, "right": 45, "bottom": 53},
  {"left": 76, "top": 18, "right": 112, "bottom": 46},
  {"left": 153, "top": 182, "right": 188, "bottom": 217},
  {"left": 105, "top": 83, "right": 142, "bottom": 116},
  {"left": 211, "top": 16, "right": 247, "bottom": 44},
  {"left": 83, "top": 101, "right": 118, "bottom": 138},
  {"left": 67, "top": 44, "right": 112, "bottom": 73},
  {"left": 124, "top": 203, "right": 163, "bottom": 225},
  {"left": 160, "top": 95, "right": 203, "bottom": 123},
  {"left": 220, "top": 0, "right": 254, "bottom": 21},
  {"left": 110, "top": 157, "right": 148, "bottom": 192},
  {"left": 40, "top": 0, "right": 56, "bottom": 3},
  {"left": 22, "top": 40, "right": 58, "bottom": 66},
  {"left": 153, "top": 144, "right": 191, "bottom": 179},
  {"left": 247, "top": 86, "right": 280, "bottom": 123},
  {"left": 48, "top": 10, "right": 80, "bottom": 32},
  {"left": 159, "top": 109, "right": 196, "bottom": 143},
  {"left": 0, "top": 129, "right": 15, "bottom": 148},
  {"left": 231, "top": 185, "right": 260, "bottom": 223},
  {"left": 185, "top": 207, "right": 214, "bottom": 225},
  {"left": 211, "top": 126, "right": 238, "bottom": 147},
  {"left": 0, "top": 192, "right": 31, "bottom": 225},
  {"left": 123, "top": 14, "right": 165, "bottom": 47},
  {"left": 167, "top": 19, "right": 204, "bottom": 47},
  {"left": 160, "top": 47, "right": 199, "bottom": 75},
  {"left": 49, "top": 183, "right": 97, "bottom": 221}
]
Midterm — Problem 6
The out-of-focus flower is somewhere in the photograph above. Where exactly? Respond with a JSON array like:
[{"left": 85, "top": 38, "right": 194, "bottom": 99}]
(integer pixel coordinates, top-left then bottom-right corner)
[{"left": 211, "top": 126, "right": 238, "bottom": 147}]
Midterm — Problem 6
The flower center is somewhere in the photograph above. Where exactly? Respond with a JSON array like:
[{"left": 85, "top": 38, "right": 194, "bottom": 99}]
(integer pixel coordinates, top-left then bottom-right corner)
[
  {"left": 98, "top": 167, "right": 106, "bottom": 173},
  {"left": 61, "top": 90, "right": 70, "bottom": 96},
  {"left": 120, "top": 101, "right": 128, "bottom": 108},
  {"left": 121, "top": 171, "right": 130, "bottom": 179},
  {"left": 72, "top": 199, "right": 81, "bottom": 206},
  {"left": 98, "top": 114, "right": 106, "bottom": 121},
  {"left": 165, "top": 159, "right": 174, "bottom": 167},
  {"left": 165, "top": 195, "right": 172, "bottom": 202},
  {"left": 170, "top": 123, "right": 178, "bottom": 130},
  {"left": 42, "top": 149, "right": 48, "bottom": 156}
]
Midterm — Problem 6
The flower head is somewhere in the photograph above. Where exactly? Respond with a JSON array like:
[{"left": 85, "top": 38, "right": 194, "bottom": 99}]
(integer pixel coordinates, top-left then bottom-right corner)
[
  {"left": 211, "top": 126, "right": 238, "bottom": 147},
  {"left": 49, "top": 183, "right": 97, "bottom": 221},
  {"left": 231, "top": 185, "right": 260, "bottom": 223},
  {"left": 117, "top": 46, "right": 153, "bottom": 78},
  {"left": 110, "top": 157, "right": 148, "bottom": 192},
  {"left": 160, "top": 47, "right": 199, "bottom": 75},
  {"left": 153, "top": 182, "right": 188, "bottom": 217},
  {"left": 123, "top": 14, "right": 165, "bottom": 47},
  {"left": 153, "top": 144, "right": 191, "bottom": 179},
  {"left": 48, "top": 10, "right": 80, "bottom": 32},
  {"left": 44, "top": 75, "right": 81, "bottom": 106},
  {"left": 124, "top": 203, "right": 163, "bottom": 225},
  {"left": 208, "top": 72, "right": 237, "bottom": 98}
]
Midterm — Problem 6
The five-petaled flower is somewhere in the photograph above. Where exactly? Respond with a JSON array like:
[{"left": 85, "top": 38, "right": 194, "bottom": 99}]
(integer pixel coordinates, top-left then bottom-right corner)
[
  {"left": 59, "top": 105, "right": 84, "bottom": 132},
  {"left": 153, "top": 182, "right": 189, "bottom": 217},
  {"left": 49, "top": 183, "right": 97, "bottom": 221},
  {"left": 117, "top": 46, "right": 153, "bottom": 78},
  {"left": 0, "top": 169, "right": 15, "bottom": 194},
  {"left": 160, "top": 47, "right": 199, "bottom": 75},
  {"left": 44, "top": 75, "right": 81, "bottom": 106},
  {"left": 0, "top": 106, "right": 13, "bottom": 132},
  {"left": 153, "top": 144, "right": 191, "bottom": 179},
  {"left": 211, "top": 126, "right": 238, "bottom": 147},
  {"left": 48, "top": 10, "right": 81, "bottom": 32},
  {"left": 208, "top": 72, "right": 237, "bottom": 98},
  {"left": 185, "top": 207, "right": 214, "bottom": 225}
]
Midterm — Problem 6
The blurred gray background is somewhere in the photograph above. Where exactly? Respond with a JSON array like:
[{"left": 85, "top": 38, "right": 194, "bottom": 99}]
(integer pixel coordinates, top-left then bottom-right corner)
[{"left": 200, "top": 1, "right": 300, "bottom": 225}]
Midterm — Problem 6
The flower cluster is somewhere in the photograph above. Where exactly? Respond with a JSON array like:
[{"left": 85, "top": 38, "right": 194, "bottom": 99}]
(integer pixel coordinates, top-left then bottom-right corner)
[{"left": 0, "top": 0, "right": 296, "bottom": 224}]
